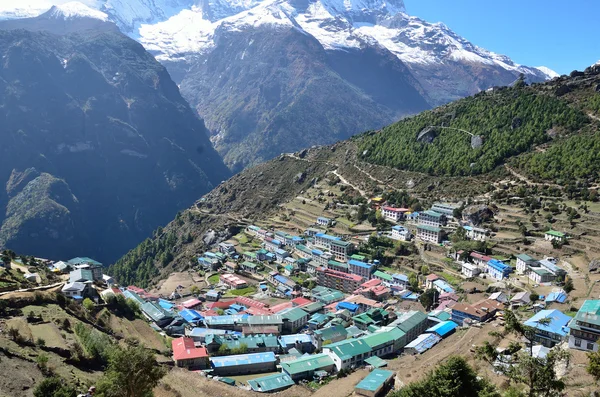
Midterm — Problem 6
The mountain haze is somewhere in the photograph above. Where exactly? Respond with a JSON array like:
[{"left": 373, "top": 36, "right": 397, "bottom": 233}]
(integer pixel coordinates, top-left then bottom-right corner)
[{"left": 0, "top": 10, "right": 230, "bottom": 263}]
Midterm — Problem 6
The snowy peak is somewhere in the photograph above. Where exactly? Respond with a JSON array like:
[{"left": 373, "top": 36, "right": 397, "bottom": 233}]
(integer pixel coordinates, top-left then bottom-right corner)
[
  {"left": 47, "top": 2, "right": 108, "bottom": 21},
  {"left": 536, "top": 66, "right": 559, "bottom": 79}
]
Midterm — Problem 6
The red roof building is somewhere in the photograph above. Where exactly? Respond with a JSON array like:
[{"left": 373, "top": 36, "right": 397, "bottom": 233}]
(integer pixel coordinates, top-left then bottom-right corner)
[
  {"left": 291, "top": 297, "right": 312, "bottom": 307},
  {"left": 235, "top": 296, "right": 268, "bottom": 309},
  {"left": 172, "top": 337, "right": 209, "bottom": 369},
  {"left": 269, "top": 301, "right": 294, "bottom": 314},
  {"left": 246, "top": 306, "right": 271, "bottom": 316},
  {"left": 181, "top": 298, "right": 203, "bottom": 310}
]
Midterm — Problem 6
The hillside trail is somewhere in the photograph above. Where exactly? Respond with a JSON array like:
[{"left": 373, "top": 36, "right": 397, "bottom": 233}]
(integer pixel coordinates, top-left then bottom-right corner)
[
  {"left": 504, "top": 165, "right": 562, "bottom": 189},
  {"left": 284, "top": 153, "right": 391, "bottom": 197}
]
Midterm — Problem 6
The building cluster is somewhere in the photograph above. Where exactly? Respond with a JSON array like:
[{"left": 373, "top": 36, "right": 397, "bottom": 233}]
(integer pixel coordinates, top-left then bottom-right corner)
[
  {"left": 56, "top": 257, "right": 113, "bottom": 299},
  {"left": 515, "top": 254, "right": 567, "bottom": 284},
  {"left": 376, "top": 200, "right": 489, "bottom": 245}
]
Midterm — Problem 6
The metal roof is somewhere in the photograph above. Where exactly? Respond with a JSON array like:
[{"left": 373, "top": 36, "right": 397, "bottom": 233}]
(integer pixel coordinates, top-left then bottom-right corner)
[
  {"left": 362, "top": 327, "right": 406, "bottom": 349},
  {"left": 355, "top": 369, "right": 394, "bottom": 392},
  {"left": 373, "top": 271, "right": 393, "bottom": 281},
  {"left": 524, "top": 309, "right": 570, "bottom": 336},
  {"left": 325, "top": 338, "right": 371, "bottom": 360},
  {"left": 573, "top": 300, "right": 600, "bottom": 326},
  {"left": 426, "top": 321, "right": 458, "bottom": 337},
  {"left": 280, "top": 307, "right": 308, "bottom": 323},
  {"left": 417, "top": 225, "right": 442, "bottom": 233},
  {"left": 405, "top": 333, "right": 442, "bottom": 353},
  {"left": 210, "top": 352, "right": 276, "bottom": 368},
  {"left": 393, "top": 311, "right": 428, "bottom": 333},
  {"left": 314, "top": 324, "right": 347, "bottom": 341},
  {"left": 348, "top": 259, "right": 372, "bottom": 269},
  {"left": 279, "top": 333, "right": 312, "bottom": 346},
  {"left": 364, "top": 356, "right": 388, "bottom": 368},
  {"left": 248, "top": 372, "right": 295, "bottom": 392},
  {"left": 179, "top": 309, "right": 204, "bottom": 323},
  {"left": 280, "top": 353, "right": 334, "bottom": 375},
  {"left": 247, "top": 315, "right": 283, "bottom": 325}
]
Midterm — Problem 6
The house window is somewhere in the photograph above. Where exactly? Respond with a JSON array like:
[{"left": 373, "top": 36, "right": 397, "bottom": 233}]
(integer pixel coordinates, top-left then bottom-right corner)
[
  {"left": 575, "top": 339, "right": 581, "bottom": 347},
  {"left": 588, "top": 342, "right": 595, "bottom": 351}
]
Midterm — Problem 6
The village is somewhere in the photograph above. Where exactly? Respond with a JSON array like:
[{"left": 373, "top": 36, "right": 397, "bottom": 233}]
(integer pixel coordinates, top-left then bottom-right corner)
[{"left": 3, "top": 179, "right": 598, "bottom": 397}]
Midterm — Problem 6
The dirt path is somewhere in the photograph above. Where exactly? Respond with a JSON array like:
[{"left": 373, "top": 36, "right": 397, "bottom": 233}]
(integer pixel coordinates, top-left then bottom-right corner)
[
  {"left": 332, "top": 170, "right": 367, "bottom": 198},
  {"left": 312, "top": 369, "right": 368, "bottom": 397},
  {"left": 0, "top": 282, "right": 64, "bottom": 297}
]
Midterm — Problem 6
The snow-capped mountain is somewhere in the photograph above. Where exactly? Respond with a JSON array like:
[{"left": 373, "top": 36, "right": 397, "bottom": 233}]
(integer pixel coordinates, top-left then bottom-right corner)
[
  {"left": 0, "top": 0, "right": 559, "bottom": 170},
  {"left": 0, "top": 0, "right": 195, "bottom": 33}
]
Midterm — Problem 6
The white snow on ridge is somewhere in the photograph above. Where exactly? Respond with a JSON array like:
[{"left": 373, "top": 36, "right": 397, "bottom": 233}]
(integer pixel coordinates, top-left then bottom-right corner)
[
  {"left": 536, "top": 66, "right": 559, "bottom": 79},
  {"left": 139, "top": 7, "right": 215, "bottom": 60},
  {"left": 0, "top": 0, "right": 555, "bottom": 81},
  {"left": 0, "top": 0, "right": 103, "bottom": 20},
  {"left": 49, "top": 2, "right": 108, "bottom": 20}
]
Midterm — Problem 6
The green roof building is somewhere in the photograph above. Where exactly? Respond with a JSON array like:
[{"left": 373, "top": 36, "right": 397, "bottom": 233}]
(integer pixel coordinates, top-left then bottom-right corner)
[
  {"left": 391, "top": 311, "right": 428, "bottom": 344},
  {"left": 327, "top": 260, "right": 349, "bottom": 272},
  {"left": 364, "top": 356, "right": 387, "bottom": 368},
  {"left": 281, "top": 353, "right": 335, "bottom": 381},
  {"left": 372, "top": 271, "right": 393, "bottom": 282},
  {"left": 362, "top": 327, "right": 406, "bottom": 354},
  {"left": 280, "top": 307, "right": 309, "bottom": 333},
  {"left": 569, "top": 300, "right": 600, "bottom": 352},
  {"left": 248, "top": 372, "right": 295, "bottom": 393},
  {"left": 324, "top": 338, "right": 371, "bottom": 370},
  {"left": 312, "top": 324, "right": 348, "bottom": 349},
  {"left": 355, "top": 369, "right": 395, "bottom": 397}
]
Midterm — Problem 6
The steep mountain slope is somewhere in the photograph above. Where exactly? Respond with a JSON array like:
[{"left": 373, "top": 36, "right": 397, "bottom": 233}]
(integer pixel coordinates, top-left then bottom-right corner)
[
  {"left": 174, "top": 25, "right": 429, "bottom": 171},
  {"left": 110, "top": 64, "right": 600, "bottom": 287},
  {"left": 1, "top": 1, "right": 556, "bottom": 171},
  {"left": 140, "top": 0, "right": 553, "bottom": 170},
  {"left": 0, "top": 11, "right": 230, "bottom": 263}
]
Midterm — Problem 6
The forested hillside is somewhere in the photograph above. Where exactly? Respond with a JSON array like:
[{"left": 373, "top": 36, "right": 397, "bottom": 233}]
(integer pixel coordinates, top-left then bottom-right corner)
[{"left": 357, "top": 81, "right": 589, "bottom": 176}]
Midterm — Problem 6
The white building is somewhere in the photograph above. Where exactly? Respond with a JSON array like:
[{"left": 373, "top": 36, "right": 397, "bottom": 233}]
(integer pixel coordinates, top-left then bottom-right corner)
[
  {"left": 382, "top": 206, "right": 409, "bottom": 222},
  {"left": 461, "top": 263, "right": 481, "bottom": 278},
  {"left": 418, "top": 210, "right": 447, "bottom": 228},
  {"left": 545, "top": 230, "right": 566, "bottom": 243},
  {"left": 516, "top": 254, "right": 537, "bottom": 274},
  {"left": 417, "top": 225, "right": 444, "bottom": 243},
  {"left": 391, "top": 225, "right": 412, "bottom": 241},
  {"left": 464, "top": 226, "right": 488, "bottom": 241}
]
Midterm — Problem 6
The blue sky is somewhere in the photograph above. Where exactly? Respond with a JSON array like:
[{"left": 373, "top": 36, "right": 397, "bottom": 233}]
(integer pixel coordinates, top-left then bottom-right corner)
[{"left": 405, "top": 0, "right": 599, "bottom": 75}]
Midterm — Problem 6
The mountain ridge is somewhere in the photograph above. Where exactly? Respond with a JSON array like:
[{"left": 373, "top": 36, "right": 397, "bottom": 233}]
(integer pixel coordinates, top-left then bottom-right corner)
[{"left": 0, "top": 14, "right": 231, "bottom": 263}]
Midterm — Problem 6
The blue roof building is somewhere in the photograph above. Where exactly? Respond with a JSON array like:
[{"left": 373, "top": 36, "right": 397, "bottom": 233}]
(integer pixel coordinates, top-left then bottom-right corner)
[
  {"left": 179, "top": 309, "right": 204, "bottom": 324},
  {"left": 210, "top": 352, "right": 277, "bottom": 376},
  {"left": 158, "top": 298, "right": 175, "bottom": 311},
  {"left": 524, "top": 309, "right": 571, "bottom": 347},
  {"left": 486, "top": 259, "right": 512, "bottom": 280},
  {"left": 336, "top": 301, "right": 359, "bottom": 313},
  {"left": 348, "top": 259, "right": 375, "bottom": 278},
  {"left": 432, "top": 279, "right": 455, "bottom": 294},
  {"left": 426, "top": 321, "right": 458, "bottom": 338}
]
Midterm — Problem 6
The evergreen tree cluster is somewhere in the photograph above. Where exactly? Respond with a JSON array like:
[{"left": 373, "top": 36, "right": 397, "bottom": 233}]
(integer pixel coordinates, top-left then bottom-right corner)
[
  {"left": 109, "top": 228, "right": 179, "bottom": 288},
  {"left": 358, "top": 89, "right": 587, "bottom": 176}
]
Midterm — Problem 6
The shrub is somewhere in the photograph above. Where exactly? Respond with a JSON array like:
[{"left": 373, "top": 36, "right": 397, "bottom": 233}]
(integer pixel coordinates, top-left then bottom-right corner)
[
  {"left": 82, "top": 298, "right": 95, "bottom": 312},
  {"left": 36, "top": 337, "right": 46, "bottom": 347},
  {"left": 33, "top": 376, "right": 76, "bottom": 397},
  {"left": 36, "top": 354, "right": 49, "bottom": 371}
]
